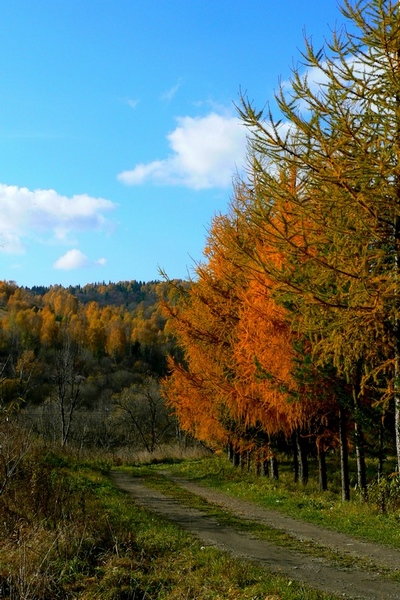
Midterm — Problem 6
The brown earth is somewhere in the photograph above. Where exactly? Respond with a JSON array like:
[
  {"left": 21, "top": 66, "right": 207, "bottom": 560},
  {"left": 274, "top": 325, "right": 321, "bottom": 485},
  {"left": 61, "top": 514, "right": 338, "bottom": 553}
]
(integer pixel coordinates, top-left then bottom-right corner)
[{"left": 110, "top": 470, "right": 400, "bottom": 600}]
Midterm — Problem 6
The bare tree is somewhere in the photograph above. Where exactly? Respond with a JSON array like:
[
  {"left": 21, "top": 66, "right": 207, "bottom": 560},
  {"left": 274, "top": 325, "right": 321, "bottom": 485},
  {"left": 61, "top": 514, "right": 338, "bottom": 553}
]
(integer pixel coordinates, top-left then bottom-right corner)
[
  {"left": 0, "top": 407, "right": 32, "bottom": 496},
  {"left": 51, "top": 336, "right": 85, "bottom": 447},
  {"left": 113, "top": 377, "right": 174, "bottom": 452}
]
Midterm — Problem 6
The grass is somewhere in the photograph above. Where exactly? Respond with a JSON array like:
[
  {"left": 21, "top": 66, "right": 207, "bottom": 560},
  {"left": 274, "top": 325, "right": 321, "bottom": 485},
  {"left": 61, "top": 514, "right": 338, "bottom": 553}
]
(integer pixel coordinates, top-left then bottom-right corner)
[
  {"left": 5, "top": 436, "right": 400, "bottom": 598},
  {"left": 0, "top": 442, "right": 339, "bottom": 599}
]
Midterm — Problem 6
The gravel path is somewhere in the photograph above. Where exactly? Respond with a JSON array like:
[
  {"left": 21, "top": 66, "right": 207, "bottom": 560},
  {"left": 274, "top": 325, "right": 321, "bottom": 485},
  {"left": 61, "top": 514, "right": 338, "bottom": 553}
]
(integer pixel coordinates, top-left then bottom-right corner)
[{"left": 110, "top": 470, "right": 400, "bottom": 600}]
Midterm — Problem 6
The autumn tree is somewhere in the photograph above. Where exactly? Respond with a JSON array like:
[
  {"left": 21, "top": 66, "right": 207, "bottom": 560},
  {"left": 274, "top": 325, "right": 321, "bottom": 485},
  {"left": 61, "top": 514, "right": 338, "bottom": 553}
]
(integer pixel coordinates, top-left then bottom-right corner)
[
  {"left": 162, "top": 208, "right": 322, "bottom": 474},
  {"left": 218, "top": 187, "right": 346, "bottom": 487},
  {"left": 161, "top": 215, "right": 251, "bottom": 451},
  {"left": 233, "top": 0, "right": 400, "bottom": 479}
]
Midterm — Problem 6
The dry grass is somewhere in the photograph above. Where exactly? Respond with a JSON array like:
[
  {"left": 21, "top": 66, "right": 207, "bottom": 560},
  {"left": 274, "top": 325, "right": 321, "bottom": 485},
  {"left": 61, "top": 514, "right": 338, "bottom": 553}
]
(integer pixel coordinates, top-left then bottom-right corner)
[
  {"left": 0, "top": 431, "right": 335, "bottom": 599},
  {"left": 59, "top": 441, "right": 211, "bottom": 469}
]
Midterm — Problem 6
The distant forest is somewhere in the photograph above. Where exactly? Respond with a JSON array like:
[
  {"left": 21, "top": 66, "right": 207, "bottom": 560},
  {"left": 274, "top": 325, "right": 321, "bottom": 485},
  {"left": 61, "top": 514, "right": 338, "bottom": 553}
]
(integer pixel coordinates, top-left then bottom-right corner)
[
  {"left": 29, "top": 279, "right": 161, "bottom": 309},
  {"left": 0, "top": 279, "right": 184, "bottom": 452}
]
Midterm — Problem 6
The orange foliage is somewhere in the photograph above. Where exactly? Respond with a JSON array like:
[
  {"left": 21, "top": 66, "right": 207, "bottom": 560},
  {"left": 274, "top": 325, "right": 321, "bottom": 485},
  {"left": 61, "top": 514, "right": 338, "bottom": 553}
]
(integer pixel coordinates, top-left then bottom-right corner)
[
  {"left": 162, "top": 194, "right": 342, "bottom": 453},
  {"left": 162, "top": 210, "right": 305, "bottom": 449}
]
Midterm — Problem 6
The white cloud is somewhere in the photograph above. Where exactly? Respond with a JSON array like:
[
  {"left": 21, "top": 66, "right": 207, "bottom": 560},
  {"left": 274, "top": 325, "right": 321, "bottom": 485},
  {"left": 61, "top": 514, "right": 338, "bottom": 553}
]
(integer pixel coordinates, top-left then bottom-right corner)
[
  {"left": 0, "top": 183, "right": 117, "bottom": 254},
  {"left": 53, "top": 250, "right": 107, "bottom": 271},
  {"left": 117, "top": 112, "right": 247, "bottom": 190},
  {"left": 53, "top": 249, "right": 89, "bottom": 270}
]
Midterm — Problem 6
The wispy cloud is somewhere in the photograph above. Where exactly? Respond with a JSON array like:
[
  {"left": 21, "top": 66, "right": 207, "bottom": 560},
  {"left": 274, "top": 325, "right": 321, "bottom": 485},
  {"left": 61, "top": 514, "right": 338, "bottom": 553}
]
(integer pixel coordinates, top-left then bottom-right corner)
[
  {"left": 117, "top": 112, "right": 247, "bottom": 190},
  {"left": 53, "top": 249, "right": 107, "bottom": 271},
  {"left": 124, "top": 97, "right": 139, "bottom": 109},
  {"left": 0, "top": 183, "right": 117, "bottom": 254},
  {"left": 161, "top": 79, "right": 182, "bottom": 102}
]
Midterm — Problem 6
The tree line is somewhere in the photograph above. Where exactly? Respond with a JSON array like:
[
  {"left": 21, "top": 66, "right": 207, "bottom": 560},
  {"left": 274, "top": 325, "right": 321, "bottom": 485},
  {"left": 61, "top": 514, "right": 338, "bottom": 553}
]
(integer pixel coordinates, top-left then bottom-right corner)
[{"left": 161, "top": 0, "right": 400, "bottom": 500}]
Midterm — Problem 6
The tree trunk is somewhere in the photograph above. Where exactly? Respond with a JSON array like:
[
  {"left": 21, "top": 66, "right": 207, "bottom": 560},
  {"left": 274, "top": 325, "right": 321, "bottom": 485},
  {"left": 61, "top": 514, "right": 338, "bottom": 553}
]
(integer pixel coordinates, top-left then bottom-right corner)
[
  {"left": 353, "top": 364, "right": 367, "bottom": 497},
  {"left": 256, "top": 452, "right": 261, "bottom": 476},
  {"left": 292, "top": 432, "right": 299, "bottom": 483},
  {"left": 261, "top": 448, "right": 269, "bottom": 477},
  {"left": 354, "top": 418, "right": 367, "bottom": 498},
  {"left": 296, "top": 430, "right": 308, "bottom": 486},
  {"left": 246, "top": 450, "right": 251, "bottom": 472},
  {"left": 240, "top": 451, "right": 246, "bottom": 471},
  {"left": 270, "top": 454, "right": 279, "bottom": 480},
  {"left": 227, "top": 442, "right": 234, "bottom": 463},
  {"left": 233, "top": 447, "right": 241, "bottom": 467},
  {"left": 378, "top": 418, "right": 385, "bottom": 482},
  {"left": 318, "top": 446, "right": 328, "bottom": 491},
  {"left": 339, "top": 405, "right": 350, "bottom": 501}
]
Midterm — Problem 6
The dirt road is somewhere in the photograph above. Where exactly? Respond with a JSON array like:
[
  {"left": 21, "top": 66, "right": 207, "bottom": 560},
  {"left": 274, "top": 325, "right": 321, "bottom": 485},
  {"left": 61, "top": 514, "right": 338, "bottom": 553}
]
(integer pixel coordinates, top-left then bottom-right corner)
[{"left": 110, "top": 471, "right": 400, "bottom": 600}]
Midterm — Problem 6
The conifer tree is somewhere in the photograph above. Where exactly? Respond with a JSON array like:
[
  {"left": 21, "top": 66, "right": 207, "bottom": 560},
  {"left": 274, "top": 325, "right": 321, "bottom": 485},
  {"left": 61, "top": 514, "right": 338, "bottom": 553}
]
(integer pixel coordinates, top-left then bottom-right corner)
[
  {"left": 161, "top": 215, "right": 247, "bottom": 450},
  {"left": 236, "top": 0, "right": 400, "bottom": 472}
]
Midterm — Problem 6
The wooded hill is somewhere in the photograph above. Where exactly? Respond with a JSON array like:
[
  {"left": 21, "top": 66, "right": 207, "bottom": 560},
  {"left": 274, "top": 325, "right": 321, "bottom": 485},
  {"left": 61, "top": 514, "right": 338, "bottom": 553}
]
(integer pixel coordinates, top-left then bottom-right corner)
[
  {"left": 0, "top": 279, "right": 181, "bottom": 451},
  {"left": 28, "top": 279, "right": 160, "bottom": 309}
]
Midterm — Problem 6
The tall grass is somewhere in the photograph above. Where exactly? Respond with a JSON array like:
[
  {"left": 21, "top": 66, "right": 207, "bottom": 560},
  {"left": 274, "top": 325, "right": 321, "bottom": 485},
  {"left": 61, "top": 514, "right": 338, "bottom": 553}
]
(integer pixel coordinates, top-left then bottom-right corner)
[
  {"left": 49, "top": 442, "right": 212, "bottom": 470},
  {"left": 0, "top": 437, "right": 337, "bottom": 599}
]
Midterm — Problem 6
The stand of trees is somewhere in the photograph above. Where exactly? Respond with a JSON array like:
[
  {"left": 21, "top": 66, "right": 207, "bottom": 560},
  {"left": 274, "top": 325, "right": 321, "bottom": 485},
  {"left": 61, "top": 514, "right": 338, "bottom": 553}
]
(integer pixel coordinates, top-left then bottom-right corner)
[{"left": 162, "top": 0, "right": 400, "bottom": 499}]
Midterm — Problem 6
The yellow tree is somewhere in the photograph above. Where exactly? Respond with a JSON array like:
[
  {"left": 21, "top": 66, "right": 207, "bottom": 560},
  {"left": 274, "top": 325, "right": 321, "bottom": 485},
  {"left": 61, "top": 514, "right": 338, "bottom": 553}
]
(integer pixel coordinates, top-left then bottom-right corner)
[
  {"left": 105, "top": 312, "right": 128, "bottom": 360},
  {"left": 234, "top": 0, "right": 400, "bottom": 481},
  {"left": 85, "top": 302, "right": 107, "bottom": 356}
]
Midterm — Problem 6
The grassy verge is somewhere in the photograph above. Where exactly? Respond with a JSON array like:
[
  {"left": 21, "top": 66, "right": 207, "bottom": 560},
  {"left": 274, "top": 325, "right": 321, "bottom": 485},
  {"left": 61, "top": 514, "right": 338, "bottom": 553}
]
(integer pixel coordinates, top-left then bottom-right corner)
[
  {"left": 0, "top": 446, "right": 338, "bottom": 599},
  {"left": 154, "top": 454, "right": 400, "bottom": 550}
]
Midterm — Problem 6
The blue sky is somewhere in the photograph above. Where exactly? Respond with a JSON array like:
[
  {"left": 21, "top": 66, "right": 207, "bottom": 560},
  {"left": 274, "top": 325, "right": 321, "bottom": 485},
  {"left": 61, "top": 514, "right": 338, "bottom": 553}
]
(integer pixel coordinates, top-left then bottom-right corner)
[{"left": 0, "top": 1, "right": 344, "bottom": 288}]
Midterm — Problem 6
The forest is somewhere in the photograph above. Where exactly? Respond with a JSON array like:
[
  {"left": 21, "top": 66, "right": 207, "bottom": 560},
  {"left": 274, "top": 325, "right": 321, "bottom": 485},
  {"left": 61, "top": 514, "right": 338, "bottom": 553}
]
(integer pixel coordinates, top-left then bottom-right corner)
[{"left": 0, "top": 279, "right": 182, "bottom": 454}]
